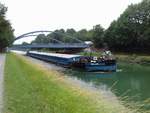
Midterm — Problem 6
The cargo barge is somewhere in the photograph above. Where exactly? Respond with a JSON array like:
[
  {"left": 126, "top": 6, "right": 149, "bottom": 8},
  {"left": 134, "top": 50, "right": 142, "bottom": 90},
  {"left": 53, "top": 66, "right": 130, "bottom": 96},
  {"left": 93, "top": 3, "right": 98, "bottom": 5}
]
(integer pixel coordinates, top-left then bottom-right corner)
[{"left": 27, "top": 51, "right": 117, "bottom": 72}]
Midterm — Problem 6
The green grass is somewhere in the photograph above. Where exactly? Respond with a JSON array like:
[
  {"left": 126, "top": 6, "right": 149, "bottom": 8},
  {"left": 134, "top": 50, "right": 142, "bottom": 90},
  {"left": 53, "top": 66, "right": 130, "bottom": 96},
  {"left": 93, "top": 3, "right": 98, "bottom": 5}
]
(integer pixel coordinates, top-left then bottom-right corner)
[
  {"left": 115, "top": 54, "right": 150, "bottom": 65},
  {"left": 4, "top": 53, "right": 136, "bottom": 113}
]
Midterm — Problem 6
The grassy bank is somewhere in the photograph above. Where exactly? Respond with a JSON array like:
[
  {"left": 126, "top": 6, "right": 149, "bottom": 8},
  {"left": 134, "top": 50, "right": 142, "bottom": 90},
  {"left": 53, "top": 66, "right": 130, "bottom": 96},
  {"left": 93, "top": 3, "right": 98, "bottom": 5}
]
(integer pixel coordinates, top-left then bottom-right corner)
[
  {"left": 115, "top": 54, "right": 150, "bottom": 64},
  {"left": 4, "top": 53, "right": 137, "bottom": 113}
]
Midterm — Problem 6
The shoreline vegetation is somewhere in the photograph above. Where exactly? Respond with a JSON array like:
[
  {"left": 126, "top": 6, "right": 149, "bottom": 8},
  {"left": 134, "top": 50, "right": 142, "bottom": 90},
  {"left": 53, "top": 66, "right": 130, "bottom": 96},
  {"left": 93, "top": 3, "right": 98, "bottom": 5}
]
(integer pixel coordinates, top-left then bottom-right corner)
[
  {"left": 4, "top": 53, "right": 142, "bottom": 113},
  {"left": 115, "top": 54, "right": 150, "bottom": 65},
  {"left": 79, "top": 51, "right": 150, "bottom": 65}
]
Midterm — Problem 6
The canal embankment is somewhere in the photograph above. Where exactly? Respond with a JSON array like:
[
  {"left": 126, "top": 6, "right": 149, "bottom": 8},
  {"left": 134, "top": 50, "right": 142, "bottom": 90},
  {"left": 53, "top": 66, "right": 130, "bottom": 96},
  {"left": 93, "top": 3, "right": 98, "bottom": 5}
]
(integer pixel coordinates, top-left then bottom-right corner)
[
  {"left": 115, "top": 54, "right": 150, "bottom": 65},
  {"left": 3, "top": 53, "right": 138, "bottom": 113}
]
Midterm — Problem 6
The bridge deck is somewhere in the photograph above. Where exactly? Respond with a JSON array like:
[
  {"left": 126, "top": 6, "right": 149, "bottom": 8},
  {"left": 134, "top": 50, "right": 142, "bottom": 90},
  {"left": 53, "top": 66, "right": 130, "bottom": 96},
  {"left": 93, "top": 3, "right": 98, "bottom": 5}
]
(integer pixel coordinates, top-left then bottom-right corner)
[{"left": 11, "top": 43, "right": 89, "bottom": 49}]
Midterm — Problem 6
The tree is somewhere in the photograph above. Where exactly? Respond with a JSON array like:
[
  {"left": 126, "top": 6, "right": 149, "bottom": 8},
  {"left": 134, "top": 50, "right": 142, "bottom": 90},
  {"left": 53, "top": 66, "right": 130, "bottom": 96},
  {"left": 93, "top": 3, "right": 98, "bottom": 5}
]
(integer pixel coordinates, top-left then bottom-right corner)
[
  {"left": 22, "top": 42, "right": 30, "bottom": 45},
  {"left": 0, "top": 3, "right": 14, "bottom": 52},
  {"left": 31, "top": 34, "right": 47, "bottom": 44},
  {"left": 66, "top": 28, "right": 76, "bottom": 35},
  {"left": 92, "top": 25, "right": 104, "bottom": 48},
  {"left": 104, "top": 0, "right": 150, "bottom": 52},
  {"left": 47, "top": 29, "right": 65, "bottom": 43}
]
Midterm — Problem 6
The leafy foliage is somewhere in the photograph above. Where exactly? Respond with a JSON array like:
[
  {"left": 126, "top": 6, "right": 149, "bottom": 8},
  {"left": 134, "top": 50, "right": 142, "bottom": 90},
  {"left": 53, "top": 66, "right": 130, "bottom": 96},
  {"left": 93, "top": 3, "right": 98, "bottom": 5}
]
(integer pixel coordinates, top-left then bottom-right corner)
[
  {"left": 104, "top": 0, "right": 150, "bottom": 52},
  {"left": 31, "top": 28, "right": 94, "bottom": 44},
  {"left": 92, "top": 25, "right": 104, "bottom": 48},
  {"left": 0, "top": 3, "right": 14, "bottom": 52}
]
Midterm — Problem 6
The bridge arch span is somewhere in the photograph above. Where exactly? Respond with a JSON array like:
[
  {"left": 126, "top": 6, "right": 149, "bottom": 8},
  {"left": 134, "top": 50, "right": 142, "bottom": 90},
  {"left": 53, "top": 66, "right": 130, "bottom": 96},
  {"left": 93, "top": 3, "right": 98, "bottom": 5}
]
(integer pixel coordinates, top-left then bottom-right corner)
[{"left": 14, "top": 30, "right": 83, "bottom": 43}]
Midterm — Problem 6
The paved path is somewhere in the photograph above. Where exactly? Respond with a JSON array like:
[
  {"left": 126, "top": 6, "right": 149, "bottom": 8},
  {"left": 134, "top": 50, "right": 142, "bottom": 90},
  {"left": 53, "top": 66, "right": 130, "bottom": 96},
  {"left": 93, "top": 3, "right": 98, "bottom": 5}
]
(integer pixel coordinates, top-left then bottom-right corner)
[{"left": 0, "top": 54, "right": 5, "bottom": 112}]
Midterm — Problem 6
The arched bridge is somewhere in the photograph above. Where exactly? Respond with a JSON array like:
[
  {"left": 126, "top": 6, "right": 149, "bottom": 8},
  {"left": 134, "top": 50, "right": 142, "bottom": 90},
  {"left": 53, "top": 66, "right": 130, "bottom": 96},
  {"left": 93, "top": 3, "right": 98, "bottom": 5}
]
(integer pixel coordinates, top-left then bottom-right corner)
[{"left": 11, "top": 30, "right": 90, "bottom": 51}]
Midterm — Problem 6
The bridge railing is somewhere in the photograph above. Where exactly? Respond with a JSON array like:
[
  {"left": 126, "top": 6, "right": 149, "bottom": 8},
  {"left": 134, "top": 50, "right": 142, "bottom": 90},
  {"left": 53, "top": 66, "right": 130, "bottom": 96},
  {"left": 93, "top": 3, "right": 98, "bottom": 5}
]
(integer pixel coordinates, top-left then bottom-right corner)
[{"left": 11, "top": 43, "right": 89, "bottom": 49}]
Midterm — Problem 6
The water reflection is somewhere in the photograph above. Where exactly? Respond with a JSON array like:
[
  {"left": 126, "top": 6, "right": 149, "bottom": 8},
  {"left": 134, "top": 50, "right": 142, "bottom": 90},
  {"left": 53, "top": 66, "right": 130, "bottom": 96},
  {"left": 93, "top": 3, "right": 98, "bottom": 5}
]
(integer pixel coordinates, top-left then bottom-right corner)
[{"left": 64, "top": 63, "right": 150, "bottom": 110}]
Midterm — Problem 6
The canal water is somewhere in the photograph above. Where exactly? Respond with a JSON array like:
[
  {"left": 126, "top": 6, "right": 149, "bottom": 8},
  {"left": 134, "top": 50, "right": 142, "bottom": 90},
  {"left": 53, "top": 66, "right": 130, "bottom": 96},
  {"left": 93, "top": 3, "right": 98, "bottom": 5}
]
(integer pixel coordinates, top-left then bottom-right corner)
[{"left": 64, "top": 62, "right": 150, "bottom": 110}]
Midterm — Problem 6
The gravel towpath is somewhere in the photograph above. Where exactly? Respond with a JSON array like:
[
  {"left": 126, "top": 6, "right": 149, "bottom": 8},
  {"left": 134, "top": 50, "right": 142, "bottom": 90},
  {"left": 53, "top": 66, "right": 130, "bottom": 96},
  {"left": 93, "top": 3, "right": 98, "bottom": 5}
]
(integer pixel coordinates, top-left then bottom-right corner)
[{"left": 0, "top": 54, "right": 5, "bottom": 112}]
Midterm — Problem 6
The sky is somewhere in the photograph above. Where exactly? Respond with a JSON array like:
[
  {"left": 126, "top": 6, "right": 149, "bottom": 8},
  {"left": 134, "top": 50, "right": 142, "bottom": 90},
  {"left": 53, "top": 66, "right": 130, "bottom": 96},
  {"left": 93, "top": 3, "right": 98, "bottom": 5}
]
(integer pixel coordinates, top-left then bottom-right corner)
[{"left": 1, "top": 0, "right": 142, "bottom": 44}]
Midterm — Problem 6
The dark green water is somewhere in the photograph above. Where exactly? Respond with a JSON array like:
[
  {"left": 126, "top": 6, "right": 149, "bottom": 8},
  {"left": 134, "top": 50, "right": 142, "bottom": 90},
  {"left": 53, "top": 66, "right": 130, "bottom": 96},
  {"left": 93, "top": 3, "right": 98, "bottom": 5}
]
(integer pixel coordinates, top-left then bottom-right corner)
[{"left": 64, "top": 62, "right": 150, "bottom": 110}]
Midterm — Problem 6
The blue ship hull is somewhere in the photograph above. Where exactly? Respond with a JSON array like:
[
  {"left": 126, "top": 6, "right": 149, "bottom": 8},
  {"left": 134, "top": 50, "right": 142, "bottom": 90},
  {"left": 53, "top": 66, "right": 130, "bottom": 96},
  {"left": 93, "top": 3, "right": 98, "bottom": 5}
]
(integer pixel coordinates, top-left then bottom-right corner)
[
  {"left": 27, "top": 51, "right": 117, "bottom": 72},
  {"left": 85, "top": 63, "right": 117, "bottom": 72}
]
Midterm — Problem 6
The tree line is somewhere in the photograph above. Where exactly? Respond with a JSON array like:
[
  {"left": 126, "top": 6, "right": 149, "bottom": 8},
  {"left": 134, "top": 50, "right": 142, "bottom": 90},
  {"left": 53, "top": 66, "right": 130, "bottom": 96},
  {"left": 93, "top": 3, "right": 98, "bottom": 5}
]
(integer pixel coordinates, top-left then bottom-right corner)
[
  {"left": 104, "top": 0, "right": 150, "bottom": 53},
  {"left": 0, "top": 3, "right": 14, "bottom": 52},
  {"left": 30, "top": 0, "right": 150, "bottom": 53},
  {"left": 1, "top": 0, "right": 150, "bottom": 53},
  {"left": 30, "top": 28, "right": 94, "bottom": 44},
  {"left": 28, "top": 25, "right": 105, "bottom": 48}
]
